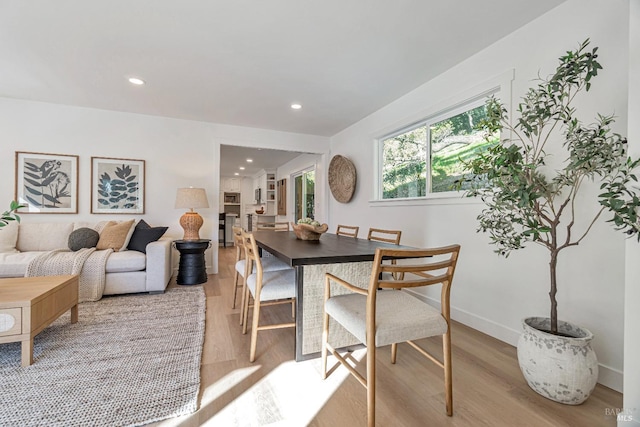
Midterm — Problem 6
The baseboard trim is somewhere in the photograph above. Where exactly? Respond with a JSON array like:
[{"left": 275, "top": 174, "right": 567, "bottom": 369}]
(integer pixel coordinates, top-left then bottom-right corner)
[{"left": 406, "top": 290, "right": 623, "bottom": 393}]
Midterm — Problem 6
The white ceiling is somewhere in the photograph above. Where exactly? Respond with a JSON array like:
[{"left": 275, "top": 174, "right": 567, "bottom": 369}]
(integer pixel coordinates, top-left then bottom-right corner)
[
  {"left": 0, "top": 0, "right": 564, "bottom": 138},
  {"left": 220, "top": 144, "right": 303, "bottom": 177}
]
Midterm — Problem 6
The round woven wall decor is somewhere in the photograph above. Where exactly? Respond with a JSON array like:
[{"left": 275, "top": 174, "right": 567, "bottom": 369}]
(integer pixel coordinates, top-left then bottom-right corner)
[{"left": 328, "top": 155, "right": 357, "bottom": 203}]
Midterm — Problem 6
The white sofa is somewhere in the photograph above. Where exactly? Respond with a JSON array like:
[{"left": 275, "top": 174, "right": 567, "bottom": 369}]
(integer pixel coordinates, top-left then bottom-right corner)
[{"left": 0, "top": 221, "right": 172, "bottom": 295}]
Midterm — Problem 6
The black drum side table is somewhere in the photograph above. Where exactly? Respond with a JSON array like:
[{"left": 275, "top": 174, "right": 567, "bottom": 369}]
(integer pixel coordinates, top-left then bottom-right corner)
[{"left": 173, "top": 239, "right": 211, "bottom": 285}]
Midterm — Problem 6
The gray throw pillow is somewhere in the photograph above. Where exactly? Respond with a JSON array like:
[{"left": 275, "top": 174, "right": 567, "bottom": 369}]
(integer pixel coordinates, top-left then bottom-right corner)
[{"left": 68, "top": 227, "right": 100, "bottom": 251}]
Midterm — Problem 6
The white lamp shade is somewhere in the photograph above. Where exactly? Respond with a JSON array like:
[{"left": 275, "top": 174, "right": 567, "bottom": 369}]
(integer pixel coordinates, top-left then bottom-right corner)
[{"left": 175, "top": 188, "right": 209, "bottom": 209}]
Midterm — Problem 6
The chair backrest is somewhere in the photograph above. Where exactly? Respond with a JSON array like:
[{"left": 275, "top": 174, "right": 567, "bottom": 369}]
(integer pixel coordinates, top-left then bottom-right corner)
[
  {"left": 232, "top": 226, "right": 244, "bottom": 262},
  {"left": 274, "top": 222, "right": 289, "bottom": 232},
  {"left": 241, "top": 230, "right": 263, "bottom": 278},
  {"left": 257, "top": 222, "right": 289, "bottom": 232},
  {"left": 368, "top": 245, "right": 461, "bottom": 318},
  {"left": 367, "top": 228, "right": 402, "bottom": 245},
  {"left": 219, "top": 213, "right": 225, "bottom": 228},
  {"left": 336, "top": 224, "right": 359, "bottom": 238}
]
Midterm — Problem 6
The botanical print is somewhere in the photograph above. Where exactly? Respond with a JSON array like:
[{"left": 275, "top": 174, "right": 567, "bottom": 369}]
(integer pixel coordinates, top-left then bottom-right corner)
[
  {"left": 15, "top": 151, "right": 78, "bottom": 213},
  {"left": 91, "top": 157, "right": 145, "bottom": 214}
]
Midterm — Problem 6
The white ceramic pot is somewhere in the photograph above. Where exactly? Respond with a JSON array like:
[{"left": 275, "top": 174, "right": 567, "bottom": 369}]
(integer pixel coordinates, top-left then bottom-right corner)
[{"left": 517, "top": 317, "right": 598, "bottom": 405}]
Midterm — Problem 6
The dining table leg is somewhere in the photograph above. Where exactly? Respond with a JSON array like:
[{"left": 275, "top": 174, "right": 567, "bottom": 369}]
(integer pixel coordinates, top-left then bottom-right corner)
[{"left": 294, "top": 261, "right": 372, "bottom": 361}]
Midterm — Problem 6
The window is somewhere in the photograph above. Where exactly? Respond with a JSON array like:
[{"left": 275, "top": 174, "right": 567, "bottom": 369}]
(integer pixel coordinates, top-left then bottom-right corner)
[
  {"left": 294, "top": 168, "right": 315, "bottom": 221},
  {"left": 379, "top": 97, "right": 499, "bottom": 199}
]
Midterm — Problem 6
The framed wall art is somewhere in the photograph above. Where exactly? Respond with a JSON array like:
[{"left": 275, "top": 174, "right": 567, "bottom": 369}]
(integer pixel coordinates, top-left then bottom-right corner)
[
  {"left": 15, "top": 151, "right": 79, "bottom": 213},
  {"left": 91, "top": 157, "right": 145, "bottom": 214}
]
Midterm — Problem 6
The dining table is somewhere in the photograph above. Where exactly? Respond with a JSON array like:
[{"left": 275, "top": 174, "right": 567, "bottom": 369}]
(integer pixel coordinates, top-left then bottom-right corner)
[{"left": 252, "top": 230, "right": 413, "bottom": 361}]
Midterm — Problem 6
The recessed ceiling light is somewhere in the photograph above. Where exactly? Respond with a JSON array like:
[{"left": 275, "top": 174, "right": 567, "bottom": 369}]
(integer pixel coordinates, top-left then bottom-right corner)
[
  {"left": 247, "top": 158, "right": 253, "bottom": 163},
  {"left": 239, "top": 166, "right": 245, "bottom": 170},
  {"left": 234, "top": 172, "right": 239, "bottom": 176},
  {"left": 291, "top": 103, "right": 302, "bottom": 110},
  {"left": 128, "top": 77, "right": 145, "bottom": 85}
]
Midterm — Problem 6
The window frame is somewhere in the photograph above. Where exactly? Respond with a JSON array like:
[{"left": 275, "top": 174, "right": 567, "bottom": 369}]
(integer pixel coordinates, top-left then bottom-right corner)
[{"left": 371, "top": 70, "right": 513, "bottom": 206}]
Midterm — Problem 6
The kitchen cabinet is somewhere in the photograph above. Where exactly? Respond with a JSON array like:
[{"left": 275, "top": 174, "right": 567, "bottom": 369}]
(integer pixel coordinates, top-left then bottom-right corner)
[
  {"left": 266, "top": 172, "right": 276, "bottom": 204},
  {"left": 252, "top": 169, "right": 275, "bottom": 211},
  {"left": 222, "top": 191, "right": 241, "bottom": 217},
  {"left": 222, "top": 177, "right": 241, "bottom": 192}
]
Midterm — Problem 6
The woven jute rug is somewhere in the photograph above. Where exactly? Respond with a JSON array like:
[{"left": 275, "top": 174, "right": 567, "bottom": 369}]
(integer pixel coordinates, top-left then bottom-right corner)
[{"left": 0, "top": 286, "right": 205, "bottom": 427}]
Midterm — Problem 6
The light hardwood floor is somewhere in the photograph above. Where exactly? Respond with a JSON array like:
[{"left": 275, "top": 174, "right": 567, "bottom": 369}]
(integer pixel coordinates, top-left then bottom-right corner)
[{"left": 156, "top": 246, "right": 622, "bottom": 427}]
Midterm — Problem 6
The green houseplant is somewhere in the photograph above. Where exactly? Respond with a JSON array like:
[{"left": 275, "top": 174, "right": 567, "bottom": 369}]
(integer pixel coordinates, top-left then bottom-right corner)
[
  {"left": 1, "top": 200, "right": 25, "bottom": 229},
  {"left": 460, "top": 40, "right": 640, "bottom": 404}
]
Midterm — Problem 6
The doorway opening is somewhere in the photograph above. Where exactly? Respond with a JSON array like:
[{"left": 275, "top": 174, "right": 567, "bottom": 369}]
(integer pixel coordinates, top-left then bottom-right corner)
[{"left": 293, "top": 168, "right": 315, "bottom": 222}]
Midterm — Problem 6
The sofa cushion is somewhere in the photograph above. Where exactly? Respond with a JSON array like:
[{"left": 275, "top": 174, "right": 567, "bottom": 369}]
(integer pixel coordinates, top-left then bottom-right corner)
[
  {"left": 119, "top": 220, "right": 137, "bottom": 251},
  {"left": 73, "top": 221, "right": 111, "bottom": 232},
  {"left": 0, "top": 221, "right": 19, "bottom": 253},
  {"left": 68, "top": 227, "right": 100, "bottom": 251},
  {"left": 0, "top": 251, "right": 44, "bottom": 277},
  {"left": 127, "top": 220, "right": 168, "bottom": 253},
  {"left": 17, "top": 223, "right": 73, "bottom": 252},
  {"left": 105, "top": 250, "right": 146, "bottom": 273},
  {"left": 97, "top": 220, "right": 135, "bottom": 251},
  {"left": 73, "top": 220, "right": 134, "bottom": 250}
]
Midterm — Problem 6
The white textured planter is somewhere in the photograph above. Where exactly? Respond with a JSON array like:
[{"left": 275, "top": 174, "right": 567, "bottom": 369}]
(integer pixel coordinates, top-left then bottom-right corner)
[{"left": 517, "top": 317, "right": 598, "bottom": 405}]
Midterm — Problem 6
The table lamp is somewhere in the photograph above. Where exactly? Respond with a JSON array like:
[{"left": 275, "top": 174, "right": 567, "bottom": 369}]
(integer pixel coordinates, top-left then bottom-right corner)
[{"left": 175, "top": 187, "right": 209, "bottom": 240}]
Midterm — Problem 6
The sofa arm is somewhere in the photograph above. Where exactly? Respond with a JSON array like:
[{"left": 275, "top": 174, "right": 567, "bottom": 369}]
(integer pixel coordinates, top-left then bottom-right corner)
[{"left": 145, "top": 237, "right": 172, "bottom": 292}]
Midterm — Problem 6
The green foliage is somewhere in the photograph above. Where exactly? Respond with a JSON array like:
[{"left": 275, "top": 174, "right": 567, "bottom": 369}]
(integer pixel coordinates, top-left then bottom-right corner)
[
  {"left": 0, "top": 201, "right": 26, "bottom": 228},
  {"left": 382, "top": 103, "right": 498, "bottom": 198},
  {"left": 382, "top": 126, "right": 427, "bottom": 197},
  {"left": 458, "top": 39, "right": 640, "bottom": 333},
  {"left": 297, "top": 218, "right": 320, "bottom": 227}
]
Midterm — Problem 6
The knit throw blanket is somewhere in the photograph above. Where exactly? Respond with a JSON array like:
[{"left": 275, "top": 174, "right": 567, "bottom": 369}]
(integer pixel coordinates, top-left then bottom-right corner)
[{"left": 25, "top": 248, "right": 113, "bottom": 302}]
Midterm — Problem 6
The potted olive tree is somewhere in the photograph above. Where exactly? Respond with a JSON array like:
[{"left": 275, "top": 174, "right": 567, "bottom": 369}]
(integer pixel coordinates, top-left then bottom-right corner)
[{"left": 460, "top": 40, "right": 640, "bottom": 404}]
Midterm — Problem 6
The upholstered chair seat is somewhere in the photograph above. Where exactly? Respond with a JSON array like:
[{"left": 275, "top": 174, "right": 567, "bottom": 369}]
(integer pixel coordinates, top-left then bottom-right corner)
[
  {"left": 246, "top": 269, "right": 296, "bottom": 302},
  {"left": 324, "top": 290, "right": 448, "bottom": 347},
  {"left": 235, "top": 256, "right": 290, "bottom": 276}
]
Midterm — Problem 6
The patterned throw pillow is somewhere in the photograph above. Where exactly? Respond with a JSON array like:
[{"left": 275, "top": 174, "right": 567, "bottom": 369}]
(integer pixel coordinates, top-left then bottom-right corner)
[{"left": 68, "top": 227, "right": 100, "bottom": 251}]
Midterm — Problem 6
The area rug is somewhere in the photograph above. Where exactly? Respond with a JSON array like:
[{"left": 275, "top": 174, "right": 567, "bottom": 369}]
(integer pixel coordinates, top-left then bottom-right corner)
[{"left": 0, "top": 286, "right": 205, "bottom": 427}]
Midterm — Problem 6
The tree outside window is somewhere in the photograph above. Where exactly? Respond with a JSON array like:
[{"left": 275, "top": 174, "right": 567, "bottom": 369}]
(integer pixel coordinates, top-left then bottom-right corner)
[{"left": 381, "top": 101, "right": 499, "bottom": 199}]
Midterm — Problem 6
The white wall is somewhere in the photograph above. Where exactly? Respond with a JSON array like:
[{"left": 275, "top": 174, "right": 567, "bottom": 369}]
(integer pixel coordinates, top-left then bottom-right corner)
[
  {"left": 0, "top": 98, "right": 329, "bottom": 274},
  {"left": 329, "top": 0, "right": 630, "bottom": 391},
  {"left": 623, "top": 0, "right": 640, "bottom": 423}
]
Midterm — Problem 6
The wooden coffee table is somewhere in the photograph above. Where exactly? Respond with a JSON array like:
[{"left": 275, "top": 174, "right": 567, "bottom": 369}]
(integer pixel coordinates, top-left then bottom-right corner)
[{"left": 0, "top": 275, "right": 79, "bottom": 366}]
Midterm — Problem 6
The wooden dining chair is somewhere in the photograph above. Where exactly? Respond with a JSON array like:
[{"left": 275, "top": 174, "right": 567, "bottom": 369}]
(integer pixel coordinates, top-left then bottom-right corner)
[
  {"left": 241, "top": 230, "right": 296, "bottom": 362},
  {"left": 273, "top": 222, "right": 289, "bottom": 232},
  {"left": 368, "top": 227, "right": 402, "bottom": 280},
  {"left": 336, "top": 224, "right": 359, "bottom": 238},
  {"left": 256, "top": 222, "right": 289, "bottom": 231},
  {"left": 322, "top": 245, "right": 461, "bottom": 426},
  {"left": 231, "top": 226, "right": 291, "bottom": 320},
  {"left": 231, "top": 226, "right": 245, "bottom": 309},
  {"left": 367, "top": 227, "right": 402, "bottom": 244}
]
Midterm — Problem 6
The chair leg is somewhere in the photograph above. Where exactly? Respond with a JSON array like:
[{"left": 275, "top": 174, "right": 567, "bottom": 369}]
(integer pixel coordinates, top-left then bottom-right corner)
[
  {"left": 242, "top": 285, "right": 251, "bottom": 334},
  {"left": 321, "top": 309, "right": 329, "bottom": 379},
  {"left": 367, "top": 344, "right": 376, "bottom": 427},
  {"left": 239, "top": 275, "right": 247, "bottom": 325},
  {"left": 232, "top": 270, "right": 239, "bottom": 309},
  {"left": 249, "top": 299, "right": 261, "bottom": 362},
  {"left": 391, "top": 343, "right": 397, "bottom": 364},
  {"left": 443, "top": 332, "right": 453, "bottom": 416}
]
